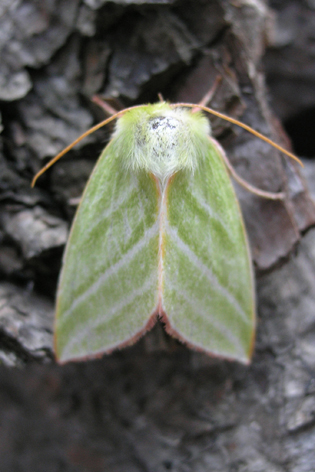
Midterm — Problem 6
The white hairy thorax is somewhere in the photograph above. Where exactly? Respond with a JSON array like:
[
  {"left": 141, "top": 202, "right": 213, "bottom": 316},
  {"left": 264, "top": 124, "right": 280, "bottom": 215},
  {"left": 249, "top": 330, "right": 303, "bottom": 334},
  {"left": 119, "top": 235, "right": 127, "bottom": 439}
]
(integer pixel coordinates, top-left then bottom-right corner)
[{"left": 113, "top": 104, "right": 211, "bottom": 183}]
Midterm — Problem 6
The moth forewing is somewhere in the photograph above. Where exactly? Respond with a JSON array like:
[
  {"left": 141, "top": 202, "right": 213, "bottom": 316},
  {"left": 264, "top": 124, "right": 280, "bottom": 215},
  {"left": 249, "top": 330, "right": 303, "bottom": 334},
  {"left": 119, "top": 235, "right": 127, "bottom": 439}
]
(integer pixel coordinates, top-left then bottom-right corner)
[
  {"left": 54, "top": 141, "right": 161, "bottom": 363},
  {"left": 161, "top": 133, "right": 255, "bottom": 363}
]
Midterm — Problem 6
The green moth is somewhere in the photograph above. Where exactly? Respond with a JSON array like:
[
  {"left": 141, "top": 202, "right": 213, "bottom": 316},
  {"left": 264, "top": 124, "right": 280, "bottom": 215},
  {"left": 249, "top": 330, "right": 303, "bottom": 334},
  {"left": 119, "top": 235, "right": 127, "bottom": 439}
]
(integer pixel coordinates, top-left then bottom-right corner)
[{"left": 32, "top": 101, "right": 301, "bottom": 364}]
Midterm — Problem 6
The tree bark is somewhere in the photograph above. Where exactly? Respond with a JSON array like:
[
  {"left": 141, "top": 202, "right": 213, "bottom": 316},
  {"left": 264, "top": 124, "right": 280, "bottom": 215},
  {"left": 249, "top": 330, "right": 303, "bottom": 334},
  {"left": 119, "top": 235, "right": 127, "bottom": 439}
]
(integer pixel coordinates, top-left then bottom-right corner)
[{"left": 1, "top": 0, "right": 315, "bottom": 470}]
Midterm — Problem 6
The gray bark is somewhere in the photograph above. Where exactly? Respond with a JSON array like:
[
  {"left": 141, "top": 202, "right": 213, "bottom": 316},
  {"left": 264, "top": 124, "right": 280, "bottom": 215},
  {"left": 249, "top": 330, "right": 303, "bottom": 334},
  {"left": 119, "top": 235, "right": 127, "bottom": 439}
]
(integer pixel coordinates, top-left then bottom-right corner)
[{"left": 0, "top": 0, "right": 315, "bottom": 470}]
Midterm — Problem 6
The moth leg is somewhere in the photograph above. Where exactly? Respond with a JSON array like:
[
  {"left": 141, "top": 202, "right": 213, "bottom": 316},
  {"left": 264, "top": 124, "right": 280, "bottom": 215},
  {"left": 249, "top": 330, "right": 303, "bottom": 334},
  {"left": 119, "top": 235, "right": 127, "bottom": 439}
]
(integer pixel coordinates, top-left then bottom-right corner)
[
  {"left": 192, "top": 75, "right": 223, "bottom": 113},
  {"left": 68, "top": 197, "right": 81, "bottom": 206},
  {"left": 92, "top": 95, "right": 124, "bottom": 116},
  {"left": 210, "top": 137, "right": 285, "bottom": 201}
]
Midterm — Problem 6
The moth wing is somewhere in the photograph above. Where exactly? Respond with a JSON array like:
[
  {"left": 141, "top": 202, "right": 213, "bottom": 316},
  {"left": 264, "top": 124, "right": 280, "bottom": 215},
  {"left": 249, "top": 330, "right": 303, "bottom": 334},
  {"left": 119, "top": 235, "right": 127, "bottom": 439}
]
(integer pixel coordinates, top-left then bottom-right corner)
[
  {"left": 162, "top": 137, "right": 255, "bottom": 363},
  {"left": 55, "top": 141, "right": 160, "bottom": 363}
]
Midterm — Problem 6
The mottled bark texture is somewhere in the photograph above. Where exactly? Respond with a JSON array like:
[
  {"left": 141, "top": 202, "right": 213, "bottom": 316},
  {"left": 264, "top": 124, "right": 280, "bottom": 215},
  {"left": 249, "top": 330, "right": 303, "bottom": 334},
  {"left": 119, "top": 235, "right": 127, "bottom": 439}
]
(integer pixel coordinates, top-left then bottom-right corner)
[{"left": 0, "top": 0, "right": 315, "bottom": 470}]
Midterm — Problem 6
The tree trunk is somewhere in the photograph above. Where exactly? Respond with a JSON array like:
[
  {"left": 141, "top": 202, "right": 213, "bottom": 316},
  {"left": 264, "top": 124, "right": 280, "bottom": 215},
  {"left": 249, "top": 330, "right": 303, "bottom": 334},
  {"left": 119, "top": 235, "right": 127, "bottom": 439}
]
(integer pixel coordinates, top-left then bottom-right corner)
[{"left": 1, "top": 0, "right": 315, "bottom": 470}]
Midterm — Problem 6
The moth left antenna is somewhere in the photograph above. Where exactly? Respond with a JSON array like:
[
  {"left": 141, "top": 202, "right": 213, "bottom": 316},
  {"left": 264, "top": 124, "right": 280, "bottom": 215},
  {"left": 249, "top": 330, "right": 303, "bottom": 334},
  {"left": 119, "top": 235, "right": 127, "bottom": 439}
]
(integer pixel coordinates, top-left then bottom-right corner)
[{"left": 31, "top": 105, "right": 143, "bottom": 187}]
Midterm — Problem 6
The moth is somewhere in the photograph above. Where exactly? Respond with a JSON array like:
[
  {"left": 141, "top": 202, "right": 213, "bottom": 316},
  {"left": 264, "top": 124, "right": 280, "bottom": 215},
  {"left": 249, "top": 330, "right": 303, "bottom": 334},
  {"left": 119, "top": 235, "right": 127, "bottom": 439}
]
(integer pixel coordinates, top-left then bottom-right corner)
[{"left": 32, "top": 100, "right": 301, "bottom": 364}]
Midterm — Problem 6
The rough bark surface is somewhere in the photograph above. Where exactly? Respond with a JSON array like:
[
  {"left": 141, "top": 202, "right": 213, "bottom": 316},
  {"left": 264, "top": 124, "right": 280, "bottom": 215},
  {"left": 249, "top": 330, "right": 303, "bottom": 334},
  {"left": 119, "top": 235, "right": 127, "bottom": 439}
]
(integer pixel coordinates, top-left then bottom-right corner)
[{"left": 1, "top": 0, "right": 315, "bottom": 470}]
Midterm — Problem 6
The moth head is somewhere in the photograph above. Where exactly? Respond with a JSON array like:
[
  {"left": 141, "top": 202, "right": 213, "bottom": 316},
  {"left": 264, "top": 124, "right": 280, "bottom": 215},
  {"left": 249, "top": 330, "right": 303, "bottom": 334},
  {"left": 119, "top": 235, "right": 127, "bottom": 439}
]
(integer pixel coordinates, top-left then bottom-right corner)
[{"left": 113, "top": 103, "right": 211, "bottom": 183}]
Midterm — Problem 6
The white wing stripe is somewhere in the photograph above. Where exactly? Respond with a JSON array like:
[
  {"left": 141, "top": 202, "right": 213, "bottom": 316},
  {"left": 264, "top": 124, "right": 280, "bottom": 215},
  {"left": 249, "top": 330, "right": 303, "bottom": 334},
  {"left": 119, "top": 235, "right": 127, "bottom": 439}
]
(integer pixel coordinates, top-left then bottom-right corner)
[
  {"left": 187, "top": 181, "right": 233, "bottom": 237},
  {"left": 82, "top": 178, "right": 138, "bottom": 239},
  {"left": 60, "top": 221, "right": 159, "bottom": 322},
  {"left": 171, "top": 288, "right": 246, "bottom": 357},
  {"left": 165, "top": 223, "right": 249, "bottom": 323},
  {"left": 61, "top": 275, "right": 156, "bottom": 358}
]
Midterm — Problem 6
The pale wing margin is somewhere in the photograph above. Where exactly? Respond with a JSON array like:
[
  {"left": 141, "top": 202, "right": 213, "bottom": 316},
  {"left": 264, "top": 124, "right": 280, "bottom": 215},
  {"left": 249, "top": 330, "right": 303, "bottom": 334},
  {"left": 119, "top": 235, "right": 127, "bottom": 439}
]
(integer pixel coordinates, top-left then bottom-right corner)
[
  {"left": 55, "top": 141, "right": 160, "bottom": 362},
  {"left": 162, "top": 138, "right": 255, "bottom": 363}
]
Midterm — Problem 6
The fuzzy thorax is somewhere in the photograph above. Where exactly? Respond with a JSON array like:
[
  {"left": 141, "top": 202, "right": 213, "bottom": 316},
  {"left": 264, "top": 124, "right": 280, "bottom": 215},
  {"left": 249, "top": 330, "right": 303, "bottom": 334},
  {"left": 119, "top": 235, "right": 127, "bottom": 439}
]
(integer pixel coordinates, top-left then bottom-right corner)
[{"left": 112, "top": 103, "right": 211, "bottom": 182}]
